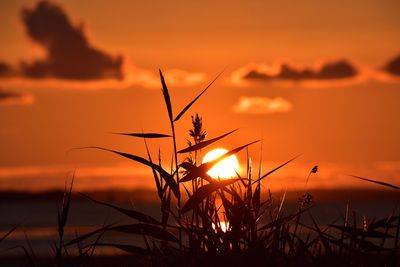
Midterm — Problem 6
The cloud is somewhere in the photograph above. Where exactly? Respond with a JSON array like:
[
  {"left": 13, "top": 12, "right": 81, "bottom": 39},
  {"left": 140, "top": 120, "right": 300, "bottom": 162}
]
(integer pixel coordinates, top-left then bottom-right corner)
[
  {"left": 232, "top": 59, "right": 364, "bottom": 87},
  {"left": 0, "top": 163, "right": 155, "bottom": 191},
  {"left": 2, "top": 161, "right": 400, "bottom": 192},
  {"left": 384, "top": 55, "right": 400, "bottom": 76},
  {"left": 0, "top": 66, "right": 206, "bottom": 90},
  {"left": 161, "top": 69, "right": 206, "bottom": 87},
  {"left": 0, "top": 62, "right": 18, "bottom": 77},
  {"left": 233, "top": 96, "right": 292, "bottom": 114},
  {"left": 0, "top": 89, "right": 34, "bottom": 106},
  {"left": 0, "top": 1, "right": 206, "bottom": 90},
  {"left": 19, "top": 1, "right": 123, "bottom": 80},
  {"left": 365, "top": 55, "right": 400, "bottom": 84}
]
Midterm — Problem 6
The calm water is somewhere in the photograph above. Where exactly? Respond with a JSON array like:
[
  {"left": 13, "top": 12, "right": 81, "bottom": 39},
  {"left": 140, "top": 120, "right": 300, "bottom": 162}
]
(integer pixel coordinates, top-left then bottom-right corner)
[{"left": 1, "top": 191, "right": 399, "bottom": 256}]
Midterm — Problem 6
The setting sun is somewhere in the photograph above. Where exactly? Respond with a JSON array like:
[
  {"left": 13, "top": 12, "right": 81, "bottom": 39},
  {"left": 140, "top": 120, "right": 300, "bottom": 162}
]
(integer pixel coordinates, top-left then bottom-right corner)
[{"left": 202, "top": 148, "right": 240, "bottom": 179}]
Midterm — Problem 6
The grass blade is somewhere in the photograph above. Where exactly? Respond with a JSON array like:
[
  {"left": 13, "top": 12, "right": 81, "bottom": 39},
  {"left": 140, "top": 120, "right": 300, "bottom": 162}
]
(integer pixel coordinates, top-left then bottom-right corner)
[
  {"left": 65, "top": 225, "right": 111, "bottom": 246},
  {"left": 144, "top": 138, "right": 162, "bottom": 199},
  {"left": 0, "top": 224, "right": 18, "bottom": 243},
  {"left": 328, "top": 224, "right": 394, "bottom": 238},
  {"left": 181, "top": 179, "right": 239, "bottom": 214},
  {"left": 252, "top": 154, "right": 301, "bottom": 184},
  {"left": 78, "top": 146, "right": 179, "bottom": 198},
  {"left": 58, "top": 178, "right": 74, "bottom": 240},
  {"left": 80, "top": 193, "right": 160, "bottom": 225},
  {"left": 346, "top": 174, "right": 400, "bottom": 189},
  {"left": 179, "top": 140, "right": 258, "bottom": 183},
  {"left": 174, "top": 70, "right": 223, "bottom": 122},
  {"left": 112, "top": 133, "right": 171, "bottom": 138},
  {"left": 369, "top": 215, "right": 398, "bottom": 229},
  {"left": 159, "top": 69, "right": 173, "bottom": 122},
  {"left": 178, "top": 129, "right": 238, "bottom": 154},
  {"left": 96, "top": 243, "right": 148, "bottom": 254},
  {"left": 202, "top": 140, "right": 260, "bottom": 171},
  {"left": 310, "top": 214, "right": 332, "bottom": 255},
  {"left": 258, "top": 207, "right": 310, "bottom": 231},
  {"left": 110, "top": 224, "right": 178, "bottom": 243}
]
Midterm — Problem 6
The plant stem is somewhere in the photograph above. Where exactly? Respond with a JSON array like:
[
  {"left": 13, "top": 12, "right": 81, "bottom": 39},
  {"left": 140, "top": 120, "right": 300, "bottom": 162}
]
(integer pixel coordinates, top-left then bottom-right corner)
[{"left": 170, "top": 120, "right": 182, "bottom": 247}]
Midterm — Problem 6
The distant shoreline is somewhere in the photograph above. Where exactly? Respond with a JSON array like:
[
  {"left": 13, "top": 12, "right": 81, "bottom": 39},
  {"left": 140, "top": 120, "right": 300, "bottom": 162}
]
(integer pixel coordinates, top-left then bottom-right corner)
[{"left": 1, "top": 188, "right": 399, "bottom": 203}]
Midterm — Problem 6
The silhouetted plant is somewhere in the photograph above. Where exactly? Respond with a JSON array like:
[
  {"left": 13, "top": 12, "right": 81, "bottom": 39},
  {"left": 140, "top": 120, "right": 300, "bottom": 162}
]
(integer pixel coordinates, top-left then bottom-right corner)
[{"left": 61, "top": 70, "right": 400, "bottom": 267}]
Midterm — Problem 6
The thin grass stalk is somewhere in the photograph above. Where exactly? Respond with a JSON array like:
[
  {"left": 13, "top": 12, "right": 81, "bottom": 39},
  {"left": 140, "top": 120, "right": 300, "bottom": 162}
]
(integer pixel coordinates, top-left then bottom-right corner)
[
  {"left": 395, "top": 211, "right": 400, "bottom": 250},
  {"left": 379, "top": 221, "right": 390, "bottom": 255},
  {"left": 348, "top": 210, "right": 357, "bottom": 257},
  {"left": 168, "top": 101, "right": 181, "bottom": 247},
  {"left": 339, "top": 202, "right": 349, "bottom": 256},
  {"left": 159, "top": 70, "right": 181, "bottom": 246},
  {"left": 292, "top": 202, "right": 303, "bottom": 248},
  {"left": 23, "top": 227, "right": 37, "bottom": 266}
]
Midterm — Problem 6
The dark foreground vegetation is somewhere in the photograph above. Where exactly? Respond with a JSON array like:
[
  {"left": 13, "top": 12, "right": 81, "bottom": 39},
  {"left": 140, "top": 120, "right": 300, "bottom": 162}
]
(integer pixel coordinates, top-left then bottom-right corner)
[{"left": 1, "top": 70, "right": 400, "bottom": 266}]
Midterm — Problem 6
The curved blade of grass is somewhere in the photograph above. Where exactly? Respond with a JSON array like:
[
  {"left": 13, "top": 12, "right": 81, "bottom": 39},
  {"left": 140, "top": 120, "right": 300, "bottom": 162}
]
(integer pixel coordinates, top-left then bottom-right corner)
[
  {"left": 144, "top": 138, "right": 162, "bottom": 199},
  {"left": 179, "top": 140, "right": 258, "bottom": 183},
  {"left": 58, "top": 177, "right": 74, "bottom": 239},
  {"left": 112, "top": 133, "right": 171, "bottom": 138},
  {"left": 233, "top": 169, "right": 248, "bottom": 187},
  {"left": 161, "top": 190, "right": 171, "bottom": 227},
  {"left": 252, "top": 154, "right": 302, "bottom": 185},
  {"left": 180, "top": 162, "right": 196, "bottom": 171},
  {"left": 353, "top": 238, "right": 395, "bottom": 251},
  {"left": 77, "top": 147, "right": 179, "bottom": 198},
  {"left": 346, "top": 174, "right": 400, "bottom": 189},
  {"left": 80, "top": 193, "right": 160, "bottom": 225},
  {"left": 0, "top": 224, "right": 18, "bottom": 243},
  {"left": 65, "top": 225, "right": 112, "bottom": 246},
  {"left": 258, "top": 207, "right": 310, "bottom": 231},
  {"left": 328, "top": 224, "right": 394, "bottom": 238},
  {"left": 310, "top": 214, "right": 332, "bottom": 255},
  {"left": 179, "top": 166, "right": 213, "bottom": 183},
  {"left": 203, "top": 140, "right": 260, "bottom": 171},
  {"left": 253, "top": 183, "right": 261, "bottom": 212},
  {"left": 177, "top": 129, "right": 238, "bottom": 154},
  {"left": 109, "top": 224, "right": 178, "bottom": 243},
  {"left": 369, "top": 216, "right": 399, "bottom": 229},
  {"left": 174, "top": 70, "right": 223, "bottom": 122},
  {"left": 11, "top": 245, "right": 35, "bottom": 266},
  {"left": 159, "top": 69, "right": 173, "bottom": 122},
  {"left": 96, "top": 243, "right": 148, "bottom": 254},
  {"left": 181, "top": 178, "right": 239, "bottom": 214}
]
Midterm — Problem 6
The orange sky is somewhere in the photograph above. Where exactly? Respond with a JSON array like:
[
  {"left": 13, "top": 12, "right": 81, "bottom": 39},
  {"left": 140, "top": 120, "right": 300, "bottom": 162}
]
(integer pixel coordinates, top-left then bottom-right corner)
[{"left": 0, "top": 0, "right": 400, "bottom": 192}]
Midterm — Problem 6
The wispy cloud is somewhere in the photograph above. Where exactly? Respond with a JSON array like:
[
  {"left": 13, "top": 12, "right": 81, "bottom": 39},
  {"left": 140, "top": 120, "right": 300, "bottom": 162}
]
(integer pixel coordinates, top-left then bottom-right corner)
[
  {"left": 20, "top": 1, "right": 123, "bottom": 81},
  {"left": 0, "top": 1, "right": 205, "bottom": 90},
  {"left": 233, "top": 96, "right": 292, "bottom": 114},
  {"left": 0, "top": 163, "right": 154, "bottom": 191},
  {"left": 384, "top": 55, "right": 400, "bottom": 76},
  {"left": 0, "top": 66, "right": 206, "bottom": 91},
  {"left": 0, "top": 62, "right": 18, "bottom": 78},
  {"left": 370, "top": 54, "right": 400, "bottom": 84},
  {"left": 231, "top": 59, "right": 367, "bottom": 87},
  {"left": 0, "top": 89, "right": 34, "bottom": 106},
  {"left": 1, "top": 161, "right": 400, "bottom": 192}
]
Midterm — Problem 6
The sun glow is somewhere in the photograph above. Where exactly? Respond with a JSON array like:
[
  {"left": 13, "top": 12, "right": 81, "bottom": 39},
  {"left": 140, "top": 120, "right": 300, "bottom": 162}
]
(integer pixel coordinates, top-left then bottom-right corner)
[
  {"left": 202, "top": 148, "right": 240, "bottom": 179},
  {"left": 212, "top": 221, "right": 230, "bottom": 233}
]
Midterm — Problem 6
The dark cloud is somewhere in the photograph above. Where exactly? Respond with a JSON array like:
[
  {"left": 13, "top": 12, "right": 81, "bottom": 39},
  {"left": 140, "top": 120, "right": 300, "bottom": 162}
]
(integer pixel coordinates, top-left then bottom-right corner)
[
  {"left": 0, "top": 62, "right": 17, "bottom": 77},
  {"left": 242, "top": 60, "right": 358, "bottom": 81},
  {"left": 20, "top": 1, "right": 123, "bottom": 80},
  {"left": 384, "top": 55, "right": 400, "bottom": 76},
  {"left": 0, "top": 89, "right": 34, "bottom": 106}
]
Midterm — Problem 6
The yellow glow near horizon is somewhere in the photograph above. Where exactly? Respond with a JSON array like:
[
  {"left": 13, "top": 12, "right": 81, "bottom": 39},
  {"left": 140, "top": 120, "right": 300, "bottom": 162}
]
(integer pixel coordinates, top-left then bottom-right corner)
[
  {"left": 202, "top": 148, "right": 239, "bottom": 179},
  {"left": 212, "top": 221, "right": 230, "bottom": 233}
]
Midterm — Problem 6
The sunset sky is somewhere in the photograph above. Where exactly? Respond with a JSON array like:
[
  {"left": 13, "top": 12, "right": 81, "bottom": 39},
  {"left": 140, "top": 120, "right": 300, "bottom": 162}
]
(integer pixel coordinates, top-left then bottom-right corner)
[{"left": 1, "top": 0, "right": 400, "bottom": 192}]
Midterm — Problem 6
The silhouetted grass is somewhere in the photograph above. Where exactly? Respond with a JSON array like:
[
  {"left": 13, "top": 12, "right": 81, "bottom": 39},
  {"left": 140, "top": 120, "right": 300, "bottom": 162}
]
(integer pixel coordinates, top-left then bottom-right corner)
[{"left": 1, "top": 70, "right": 400, "bottom": 266}]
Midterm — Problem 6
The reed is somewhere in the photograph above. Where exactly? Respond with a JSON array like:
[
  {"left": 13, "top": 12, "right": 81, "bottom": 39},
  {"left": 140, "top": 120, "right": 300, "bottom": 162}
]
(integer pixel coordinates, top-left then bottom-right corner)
[{"left": 4, "top": 70, "right": 400, "bottom": 266}]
